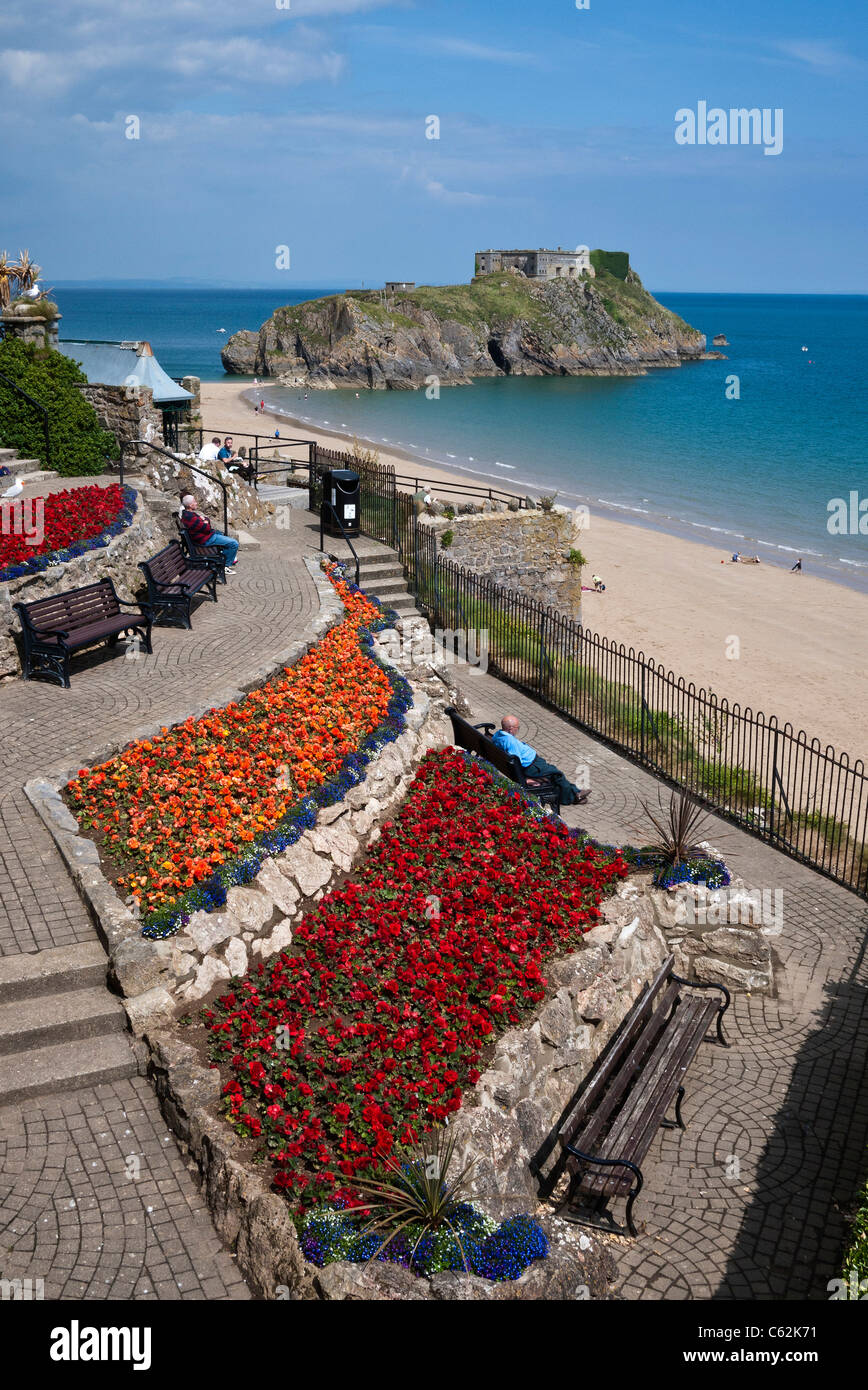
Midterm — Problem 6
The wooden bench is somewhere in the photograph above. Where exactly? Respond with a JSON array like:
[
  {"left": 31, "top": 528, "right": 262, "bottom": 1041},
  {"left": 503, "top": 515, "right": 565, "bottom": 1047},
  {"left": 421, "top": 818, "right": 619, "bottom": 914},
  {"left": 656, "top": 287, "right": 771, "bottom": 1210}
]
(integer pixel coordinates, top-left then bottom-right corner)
[
  {"left": 174, "top": 515, "right": 228, "bottom": 584},
  {"left": 14, "top": 580, "right": 152, "bottom": 689},
  {"left": 445, "top": 705, "right": 562, "bottom": 812},
  {"left": 138, "top": 540, "right": 217, "bottom": 629},
  {"left": 557, "top": 954, "right": 730, "bottom": 1236}
]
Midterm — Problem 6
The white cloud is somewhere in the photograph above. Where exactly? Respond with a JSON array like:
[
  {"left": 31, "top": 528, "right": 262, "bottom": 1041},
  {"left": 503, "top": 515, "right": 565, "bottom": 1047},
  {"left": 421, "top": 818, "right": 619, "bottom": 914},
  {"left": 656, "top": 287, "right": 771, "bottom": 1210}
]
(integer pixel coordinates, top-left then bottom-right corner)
[
  {"left": 773, "top": 39, "right": 864, "bottom": 74},
  {"left": 425, "top": 38, "right": 542, "bottom": 67},
  {"left": 166, "top": 36, "right": 344, "bottom": 85}
]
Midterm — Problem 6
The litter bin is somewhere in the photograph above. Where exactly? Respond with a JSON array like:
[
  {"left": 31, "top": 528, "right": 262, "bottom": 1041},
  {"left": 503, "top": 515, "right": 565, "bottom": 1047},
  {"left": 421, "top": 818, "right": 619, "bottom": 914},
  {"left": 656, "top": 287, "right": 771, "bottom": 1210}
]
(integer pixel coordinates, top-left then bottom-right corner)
[{"left": 320, "top": 467, "right": 360, "bottom": 539}]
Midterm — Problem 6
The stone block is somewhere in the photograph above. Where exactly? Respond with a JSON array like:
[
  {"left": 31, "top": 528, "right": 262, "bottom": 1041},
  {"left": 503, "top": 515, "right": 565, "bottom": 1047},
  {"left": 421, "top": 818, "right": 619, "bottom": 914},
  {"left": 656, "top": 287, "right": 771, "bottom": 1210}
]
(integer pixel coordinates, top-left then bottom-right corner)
[
  {"left": 692, "top": 955, "right": 771, "bottom": 993},
  {"left": 179, "top": 953, "right": 232, "bottom": 1002},
  {"left": 123, "top": 986, "right": 176, "bottom": 1035},
  {"left": 225, "top": 885, "right": 273, "bottom": 931},
  {"left": 280, "top": 843, "right": 333, "bottom": 898},
  {"left": 255, "top": 857, "right": 300, "bottom": 918},
  {"left": 223, "top": 937, "right": 248, "bottom": 978},
  {"left": 186, "top": 909, "right": 243, "bottom": 955},
  {"left": 252, "top": 918, "right": 294, "bottom": 960}
]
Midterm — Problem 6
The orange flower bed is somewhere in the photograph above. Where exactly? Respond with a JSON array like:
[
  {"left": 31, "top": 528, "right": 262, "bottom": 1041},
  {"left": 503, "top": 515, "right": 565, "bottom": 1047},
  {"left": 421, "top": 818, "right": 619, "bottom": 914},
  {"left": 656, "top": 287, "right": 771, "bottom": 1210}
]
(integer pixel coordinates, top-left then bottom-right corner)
[{"left": 67, "top": 571, "right": 402, "bottom": 934}]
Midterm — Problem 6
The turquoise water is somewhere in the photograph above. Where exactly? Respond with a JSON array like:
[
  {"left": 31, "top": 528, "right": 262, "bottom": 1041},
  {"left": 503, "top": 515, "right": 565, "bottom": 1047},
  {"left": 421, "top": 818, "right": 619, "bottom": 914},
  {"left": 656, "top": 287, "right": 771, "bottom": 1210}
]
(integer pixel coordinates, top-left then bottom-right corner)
[{"left": 55, "top": 288, "right": 868, "bottom": 591}]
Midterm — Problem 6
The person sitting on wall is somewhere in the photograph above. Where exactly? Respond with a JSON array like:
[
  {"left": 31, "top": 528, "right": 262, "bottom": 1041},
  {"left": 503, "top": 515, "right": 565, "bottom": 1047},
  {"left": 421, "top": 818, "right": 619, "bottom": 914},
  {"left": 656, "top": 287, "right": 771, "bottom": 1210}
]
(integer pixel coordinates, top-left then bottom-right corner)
[
  {"left": 492, "top": 715, "right": 590, "bottom": 805},
  {"left": 217, "top": 436, "right": 255, "bottom": 484},
  {"left": 229, "top": 445, "right": 256, "bottom": 485},
  {"left": 198, "top": 435, "right": 222, "bottom": 462},
  {"left": 180, "top": 493, "right": 239, "bottom": 569}
]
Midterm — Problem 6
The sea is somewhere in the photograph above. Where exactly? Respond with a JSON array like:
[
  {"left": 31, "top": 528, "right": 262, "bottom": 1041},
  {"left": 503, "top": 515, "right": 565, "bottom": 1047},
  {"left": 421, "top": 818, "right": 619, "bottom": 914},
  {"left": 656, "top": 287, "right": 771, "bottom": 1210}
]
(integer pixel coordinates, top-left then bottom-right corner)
[{"left": 54, "top": 286, "right": 868, "bottom": 593}]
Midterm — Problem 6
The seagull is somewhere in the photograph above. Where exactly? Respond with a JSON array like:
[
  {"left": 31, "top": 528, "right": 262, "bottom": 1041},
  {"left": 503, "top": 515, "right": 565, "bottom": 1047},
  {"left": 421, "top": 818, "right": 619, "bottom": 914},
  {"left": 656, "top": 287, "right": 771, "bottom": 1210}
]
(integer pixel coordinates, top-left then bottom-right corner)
[
  {"left": 2, "top": 476, "right": 24, "bottom": 498},
  {"left": 217, "top": 327, "right": 227, "bottom": 333}
]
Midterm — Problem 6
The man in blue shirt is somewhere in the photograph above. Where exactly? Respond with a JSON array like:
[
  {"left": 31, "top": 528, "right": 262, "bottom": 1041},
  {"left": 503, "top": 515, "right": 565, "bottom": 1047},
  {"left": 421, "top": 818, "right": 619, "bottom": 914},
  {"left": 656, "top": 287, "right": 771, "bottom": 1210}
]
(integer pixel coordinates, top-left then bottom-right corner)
[{"left": 492, "top": 715, "right": 589, "bottom": 805}]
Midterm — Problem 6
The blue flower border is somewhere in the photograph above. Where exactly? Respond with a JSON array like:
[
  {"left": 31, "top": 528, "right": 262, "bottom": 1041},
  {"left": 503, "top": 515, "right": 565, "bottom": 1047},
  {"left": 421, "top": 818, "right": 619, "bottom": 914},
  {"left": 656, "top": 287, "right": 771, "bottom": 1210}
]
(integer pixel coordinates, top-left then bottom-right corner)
[
  {"left": 139, "top": 567, "right": 407, "bottom": 939},
  {"left": 0, "top": 483, "right": 138, "bottom": 582}
]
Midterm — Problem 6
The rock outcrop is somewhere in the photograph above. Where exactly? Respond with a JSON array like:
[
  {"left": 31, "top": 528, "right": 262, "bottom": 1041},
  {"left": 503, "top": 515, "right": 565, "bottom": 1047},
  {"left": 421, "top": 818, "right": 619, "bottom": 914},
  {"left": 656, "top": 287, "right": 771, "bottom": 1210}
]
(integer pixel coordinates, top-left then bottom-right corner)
[{"left": 221, "top": 269, "right": 706, "bottom": 388}]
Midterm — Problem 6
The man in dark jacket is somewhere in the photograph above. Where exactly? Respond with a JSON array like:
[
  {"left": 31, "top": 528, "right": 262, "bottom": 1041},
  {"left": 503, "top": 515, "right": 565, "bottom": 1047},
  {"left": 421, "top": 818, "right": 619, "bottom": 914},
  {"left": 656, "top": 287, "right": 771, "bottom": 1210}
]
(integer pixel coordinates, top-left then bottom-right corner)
[{"left": 180, "top": 494, "right": 239, "bottom": 567}]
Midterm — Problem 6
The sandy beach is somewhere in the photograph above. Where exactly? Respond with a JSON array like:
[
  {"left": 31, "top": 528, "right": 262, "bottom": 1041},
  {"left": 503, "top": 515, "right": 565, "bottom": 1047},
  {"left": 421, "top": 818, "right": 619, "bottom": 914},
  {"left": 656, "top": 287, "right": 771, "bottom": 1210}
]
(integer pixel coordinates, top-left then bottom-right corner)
[{"left": 201, "top": 380, "right": 868, "bottom": 764}]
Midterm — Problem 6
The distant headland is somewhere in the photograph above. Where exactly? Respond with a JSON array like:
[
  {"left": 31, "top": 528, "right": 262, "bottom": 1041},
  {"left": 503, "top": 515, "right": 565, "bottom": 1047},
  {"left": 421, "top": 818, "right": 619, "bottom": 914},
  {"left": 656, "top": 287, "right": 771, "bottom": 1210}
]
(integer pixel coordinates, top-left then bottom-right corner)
[{"left": 221, "top": 247, "right": 709, "bottom": 388}]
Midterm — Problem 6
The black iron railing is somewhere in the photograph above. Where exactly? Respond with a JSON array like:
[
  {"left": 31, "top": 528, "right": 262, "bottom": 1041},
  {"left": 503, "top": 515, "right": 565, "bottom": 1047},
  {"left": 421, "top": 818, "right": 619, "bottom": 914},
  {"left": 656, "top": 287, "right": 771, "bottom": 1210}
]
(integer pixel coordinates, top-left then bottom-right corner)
[
  {"left": 396, "top": 522, "right": 868, "bottom": 899},
  {"left": 0, "top": 368, "right": 52, "bottom": 470}
]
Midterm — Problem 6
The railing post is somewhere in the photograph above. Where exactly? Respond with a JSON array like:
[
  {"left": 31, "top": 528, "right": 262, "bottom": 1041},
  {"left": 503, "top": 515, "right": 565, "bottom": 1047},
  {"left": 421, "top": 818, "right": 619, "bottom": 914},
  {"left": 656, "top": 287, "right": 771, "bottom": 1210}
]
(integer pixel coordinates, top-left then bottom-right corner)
[
  {"left": 640, "top": 664, "right": 647, "bottom": 762},
  {"left": 769, "top": 728, "right": 780, "bottom": 841}
]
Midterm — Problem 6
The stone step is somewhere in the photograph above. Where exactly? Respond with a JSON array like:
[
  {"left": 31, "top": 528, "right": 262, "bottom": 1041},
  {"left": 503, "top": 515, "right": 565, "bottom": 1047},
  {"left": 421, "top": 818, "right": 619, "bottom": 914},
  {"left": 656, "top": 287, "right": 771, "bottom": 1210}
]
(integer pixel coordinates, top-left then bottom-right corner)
[
  {"left": 375, "top": 593, "right": 419, "bottom": 614},
  {"left": 0, "top": 447, "right": 16, "bottom": 461},
  {"left": 3, "top": 457, "right": 43, "bottom": 477},
  {"left": 0, "top": 986, "right": 128, "bottom": 1057},
  {"left": 357, "top": 561, "right": 404, "bottom": 580},
  {"left": 0, "top": 941, "right": 108, "bottom": 1004},
  {"left": 361, "top": 576, "right": 409, "bottom": 597},
  {"left": 0, "top": 1032, "right": 136, "bottom": 1107}
]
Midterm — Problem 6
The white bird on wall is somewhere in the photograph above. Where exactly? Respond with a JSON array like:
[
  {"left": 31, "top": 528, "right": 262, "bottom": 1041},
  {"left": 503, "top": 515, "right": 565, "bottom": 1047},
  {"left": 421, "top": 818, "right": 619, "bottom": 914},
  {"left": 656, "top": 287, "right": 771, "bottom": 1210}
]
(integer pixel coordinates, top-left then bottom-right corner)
[{"left": 2, "top": 476, "right": 24, "bottom": 497}]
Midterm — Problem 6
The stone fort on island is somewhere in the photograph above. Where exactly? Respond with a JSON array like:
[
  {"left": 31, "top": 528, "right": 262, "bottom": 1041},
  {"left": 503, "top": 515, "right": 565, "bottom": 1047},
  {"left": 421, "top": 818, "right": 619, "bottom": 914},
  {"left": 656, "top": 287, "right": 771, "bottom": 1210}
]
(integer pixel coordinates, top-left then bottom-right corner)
[{"left": 474, "top": 246, "right": 594, "bottom": 281}]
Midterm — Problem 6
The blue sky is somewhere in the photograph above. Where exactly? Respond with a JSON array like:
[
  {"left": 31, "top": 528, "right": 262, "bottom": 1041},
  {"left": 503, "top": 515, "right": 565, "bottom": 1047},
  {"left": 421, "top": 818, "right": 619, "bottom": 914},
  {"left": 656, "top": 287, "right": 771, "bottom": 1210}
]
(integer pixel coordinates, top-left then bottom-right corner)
[{"left": 2, "top": 0, "right": 866, "bottom": 292}]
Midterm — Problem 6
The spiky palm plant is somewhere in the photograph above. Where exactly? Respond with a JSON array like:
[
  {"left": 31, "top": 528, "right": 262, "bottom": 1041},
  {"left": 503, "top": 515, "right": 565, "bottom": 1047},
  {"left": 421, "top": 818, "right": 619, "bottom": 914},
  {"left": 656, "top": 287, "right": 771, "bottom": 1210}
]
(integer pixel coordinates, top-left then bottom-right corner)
[
  {"left": 639, "top": 788, "right": 715, "bottom": 868},
  {"left": 350, "top": 1127, "right": 477, "bottom": 1269}
]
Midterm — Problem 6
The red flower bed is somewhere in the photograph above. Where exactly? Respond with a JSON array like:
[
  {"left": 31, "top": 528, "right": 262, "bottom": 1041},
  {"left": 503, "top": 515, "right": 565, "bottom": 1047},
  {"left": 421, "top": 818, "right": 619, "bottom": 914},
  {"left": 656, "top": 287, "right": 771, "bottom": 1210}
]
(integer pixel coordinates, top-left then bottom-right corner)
[
  {"left": 0, "top": 482, "right": 127, "bottom": 570},
  {"left": 204, "top": 749, "right": 627, "bottom": 1207}
]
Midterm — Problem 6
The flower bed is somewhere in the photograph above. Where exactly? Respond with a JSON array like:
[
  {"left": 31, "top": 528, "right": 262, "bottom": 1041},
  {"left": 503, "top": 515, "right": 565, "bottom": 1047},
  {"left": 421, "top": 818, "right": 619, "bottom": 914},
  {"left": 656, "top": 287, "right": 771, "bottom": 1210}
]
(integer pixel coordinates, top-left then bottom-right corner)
[
  {"left": 203, "top": 749, "right": 627, "bottom": 1208},
  {"left": 66, "top": 568, "right": 410, "bottom": 938},
  {"left": 300, "top": 1202, "right": 548, "bottom": 1282},
  {"left": 0, "top": 482, "right": 136, "bottom": 580}
]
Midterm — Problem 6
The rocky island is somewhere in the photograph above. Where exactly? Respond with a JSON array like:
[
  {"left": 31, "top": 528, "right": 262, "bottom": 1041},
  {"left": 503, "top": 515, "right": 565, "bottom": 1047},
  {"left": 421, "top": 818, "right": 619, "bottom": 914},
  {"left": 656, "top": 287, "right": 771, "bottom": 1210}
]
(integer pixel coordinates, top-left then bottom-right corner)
[{"left": 221, "top": 251, "right": 707, "bottom": 389}]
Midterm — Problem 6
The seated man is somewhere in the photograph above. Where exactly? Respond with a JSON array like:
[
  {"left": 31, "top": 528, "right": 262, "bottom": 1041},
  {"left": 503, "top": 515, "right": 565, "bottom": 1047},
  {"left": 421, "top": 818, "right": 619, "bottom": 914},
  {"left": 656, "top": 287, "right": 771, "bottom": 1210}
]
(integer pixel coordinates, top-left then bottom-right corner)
[
  {"left": 198, "top": 435, "right": 222, "bottom": 462},
  {"left": 227, "top": 444, "right": 256, "bottom": 485},
  {"left": 179, "top": 493, "right": 239, "bottom": 568},
  {"left": 492, "top": 715, "right": 590, "bottom": 806}
]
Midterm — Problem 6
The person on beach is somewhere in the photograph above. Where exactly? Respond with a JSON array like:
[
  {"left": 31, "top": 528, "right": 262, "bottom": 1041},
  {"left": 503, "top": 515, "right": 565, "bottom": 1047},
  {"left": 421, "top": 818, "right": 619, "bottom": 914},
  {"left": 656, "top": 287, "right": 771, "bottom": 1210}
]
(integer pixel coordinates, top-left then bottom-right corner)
[
  {"left": 731, "top": 551, "right": 741, "bottom": 563},
  {"left": 198, "top": 435, "right": 222, "bottom": 462},
  {"left": 792, "top": 558, "right": 803, "bottom": 572},
  {"left": 592, "top": 573, "right": 605, "bottom": 592},
  {"left": 493, "top": 716, "right": 590, "bottom": 806},
  {"left": 180, "top": 494, "right": 239, "bottom": 568}
]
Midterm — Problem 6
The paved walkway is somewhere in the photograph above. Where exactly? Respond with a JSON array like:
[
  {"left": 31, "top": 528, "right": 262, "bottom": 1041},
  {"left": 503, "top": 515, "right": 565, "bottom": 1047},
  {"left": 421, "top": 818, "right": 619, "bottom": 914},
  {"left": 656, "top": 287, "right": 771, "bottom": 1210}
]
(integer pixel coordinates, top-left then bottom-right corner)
[
  {"left": 453, "top": 663, "right": 868, "bottom": 1300},
  {"left": 0, "top": 518, "right": 321, "bottom": 1299},
  {"left": 2, "top": 510, "right": 866, "bottom": 1302}
]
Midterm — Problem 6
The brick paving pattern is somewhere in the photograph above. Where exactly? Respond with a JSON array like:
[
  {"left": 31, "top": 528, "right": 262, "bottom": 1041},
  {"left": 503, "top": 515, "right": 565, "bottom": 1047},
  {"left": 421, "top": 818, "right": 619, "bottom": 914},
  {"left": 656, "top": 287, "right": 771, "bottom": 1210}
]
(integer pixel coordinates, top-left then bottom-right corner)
[{"left": 0, "top": 1078, "right": 248, "bottom": 1300}]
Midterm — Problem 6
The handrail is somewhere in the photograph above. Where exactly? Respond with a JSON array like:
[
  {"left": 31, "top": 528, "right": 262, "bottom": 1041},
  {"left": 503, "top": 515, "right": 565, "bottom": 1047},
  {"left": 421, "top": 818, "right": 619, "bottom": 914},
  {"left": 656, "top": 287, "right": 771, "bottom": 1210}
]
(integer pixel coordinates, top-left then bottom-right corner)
[
  {"left": 133, "top": 439, "right": 230, "bottom": 536},
  {"left": 319, "top": 501, "right": 360, "bottom": 587},
  {"left": 0, "top": 368, "right": 52, "bottom": 470}
]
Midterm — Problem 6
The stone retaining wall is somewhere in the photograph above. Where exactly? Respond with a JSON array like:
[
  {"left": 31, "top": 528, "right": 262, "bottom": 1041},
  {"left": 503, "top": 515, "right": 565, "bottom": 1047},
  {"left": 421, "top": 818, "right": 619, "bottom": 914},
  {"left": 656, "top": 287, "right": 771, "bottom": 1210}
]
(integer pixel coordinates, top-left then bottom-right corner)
[
  {"left": 419, "top": 506, "right": 583, "bottom": 618},
  {"left": 78, "top": 383, "right": 164, "bottom": 467}
]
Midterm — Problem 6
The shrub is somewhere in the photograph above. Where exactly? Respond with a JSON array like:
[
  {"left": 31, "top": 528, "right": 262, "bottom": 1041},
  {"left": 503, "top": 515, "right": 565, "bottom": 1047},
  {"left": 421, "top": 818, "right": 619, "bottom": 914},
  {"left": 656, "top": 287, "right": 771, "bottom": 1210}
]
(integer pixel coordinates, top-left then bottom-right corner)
[
  {"left": 590, "top": 249, "right": 630, "bottom": 280},
  {"left": 0, "top": 337, "right": 118, "bottom": 476},
  {"left": 568, "top": 548, "right": 586, "bottom": 567},
  {"left": 440, "top": 528, "right": 454, "bottom": 550}
]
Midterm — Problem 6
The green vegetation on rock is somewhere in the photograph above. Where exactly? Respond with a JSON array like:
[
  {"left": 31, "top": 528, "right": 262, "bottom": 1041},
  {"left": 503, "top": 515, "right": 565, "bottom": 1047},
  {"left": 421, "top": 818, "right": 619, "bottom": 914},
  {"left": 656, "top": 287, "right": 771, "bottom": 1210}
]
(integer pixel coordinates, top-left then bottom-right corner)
[{"left": 590, "top": 250, "right": 630, "bottom": 280}]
